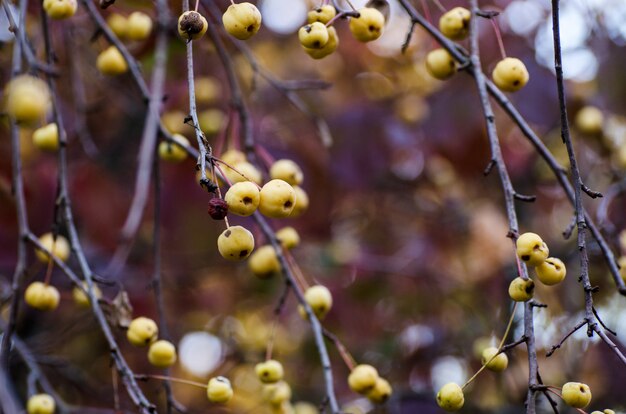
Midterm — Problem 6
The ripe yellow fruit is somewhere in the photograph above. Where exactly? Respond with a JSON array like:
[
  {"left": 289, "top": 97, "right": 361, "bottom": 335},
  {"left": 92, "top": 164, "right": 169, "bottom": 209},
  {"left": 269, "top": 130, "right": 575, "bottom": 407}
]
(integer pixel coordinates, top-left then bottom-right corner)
[
  {"left": 224, "top": 181, "right": 260, "bottom": 216},
  {"left": 367, "top": 377, "right": 392, "bottom": 403},
  {"left": 481, "top": 347, "right": 508, "bottom": 372},
  {"left": 508, "top": 277, "right": 535, "bottom": 302},
  {"left": 222, "top": 2, "right": 262, "bottom": 40},
  {"left": 298, "top": 22, "right": 329, "bottom": 49},
  {"left": 217, "top": 225, "right": 255, "bottom": 261},
  {"left": 96, "top": 46, "right": 128, "bottom": 76},
  {"left": 304, "top": 285, "right": 332, "bottom": 320},
  {"left": 307, "top": 5, "right": 336, "bottom": 24},
  {"left": 195, "top": 77, "right": 221, "bottom": 104},
  {"left": 178, "top": 11, "right": 208, "bottom": 40},
  {"left": 107, "top": 14, "right": 128, "bottom": 39},
  {"left": 289, "top": 186, "right": 309, "bottom": 217},
  {"left": 492, "top": 57, "right": 529, "bottom": 92},
  {"left": 535, "top": 257, "right": 566, "bottom": 285},
  {"left": 127, "top": 12, "right": 153, "bottom": 41},
  {"left": 159, "top": 134, "right": 189, "bottom": 163},
  {"left": 221, "top": 149, "right": 247, "bottom": 165},
  {"left": 516, "top": 232, "right": 549, "bottom": 266},
  {"left": 439, "top": 7, "right": 471, "bottom": 40},
  {"left": 161, "top": 110, "right": 191, "bottom": 135},
  {"left": 27, "top": 394, "right": 55, "bottom": 414},
  {"left": 43, "top": 0, "right": 76, "bottom": 19},
  {"left": 575, "top": 106, "right": 604, "bottom": 135},
  {"left": 425, "top": 48, "right": 456, "bottom": 80},
  {"left": 223, "top": 161, "right": 262, "bottom": 185},
  {"left": 262, "top": 381, "right": 291, "bottom": 406},
  {"left": 276, "top": 227, "right": 300, "bottom": 249},
  {"left": 5, "top": 75, "right": 51, "bottom": 124},
  {"left": 270, "top": 159, "right": 303, "bottom": 186},
  {"left": 32, "top": 123, "right": 59, "bottom": 152},
  {"left": 24, "top": 282, "right": 60, "bottom": 311},
  {"left": 348, "top": 364, "right": 379, "bottom": 393},
  {"left": 255, "top": 359, "right": 284, "bottom": 383},
  {"left": 127, "top": 316, "right": 158, "bottom": 346},
  {"left": 259, "top": 179, "right": 296, "bottom": 218},
  {"left": 303, "top": 26, "right": 339, "bottom": 60},
  {"left": 35, "top": 233, "right": 71, "bottom": 263},
  {"left": 248, "top": 245, "right": 280, "bottom": 278},
  {"left": 199, "top": 108, "right": 226, "bottom": 135},
  {"left": 591, "top": 410, "right": 615, "bottom": 414},
  {"left": 148, "top": 340, "right": 177, "bottom": 367},
  {"left": 72, "top": 281, "right": 102, "bottom": 308},
  {"left": 561, "top": 382, "right": 592, "bottom": 408},
  {"left": 436, "top": 382, "right": 464, "bottom": 411},
  {"left": 349, "top": 8, "right": 385, "bottom": 42},
  {"left": 207, "top": 376, "right": 234, "bottom": 403}
]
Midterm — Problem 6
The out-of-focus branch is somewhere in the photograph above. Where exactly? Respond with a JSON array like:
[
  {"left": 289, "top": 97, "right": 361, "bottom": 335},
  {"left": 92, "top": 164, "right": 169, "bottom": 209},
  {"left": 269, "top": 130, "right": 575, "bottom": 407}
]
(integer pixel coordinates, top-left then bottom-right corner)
[
  {"left": 396, "top": 0, "right": 626, "bottom": 295},
  {"left": 253, "top": 213, "right": 340, "bottom": 414},
  {"left": 41, "top": 11, "right": 156, "bottom": 412}
]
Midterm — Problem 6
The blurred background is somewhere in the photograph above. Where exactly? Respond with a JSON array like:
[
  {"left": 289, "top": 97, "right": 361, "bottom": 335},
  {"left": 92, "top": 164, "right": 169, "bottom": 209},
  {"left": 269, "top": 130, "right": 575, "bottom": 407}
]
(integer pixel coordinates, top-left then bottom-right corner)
[{"left": 1, "top": 0, "right": 626, "bottom": 412}]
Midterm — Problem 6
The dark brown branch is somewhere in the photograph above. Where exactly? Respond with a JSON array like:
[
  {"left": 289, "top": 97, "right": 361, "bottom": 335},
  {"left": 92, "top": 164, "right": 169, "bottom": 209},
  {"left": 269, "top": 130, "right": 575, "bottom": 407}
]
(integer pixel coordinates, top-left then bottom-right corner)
[{"left": 546, "top": 319, "right": 586, "bottom": 357}]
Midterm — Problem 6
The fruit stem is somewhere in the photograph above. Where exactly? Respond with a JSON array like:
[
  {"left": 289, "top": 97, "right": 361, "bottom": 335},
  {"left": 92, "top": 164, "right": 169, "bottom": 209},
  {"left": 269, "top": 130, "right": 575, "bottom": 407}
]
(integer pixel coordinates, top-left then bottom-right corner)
[
  {"left": 430, "top": 0, "right": 446, "bottom": 13},
  {"left": 488, "top": 18, "right": 507, "bottom": 60},
  {"left": 211, "top": 165, "right": 230, "bottom": 228},
  {"left": 135, "top": 374, "right": 208, "bottom": 389},
  {"left": 461, "top": 302, "right": 518, "bottom": 390},
  {"left": 265, "top": 319, "right": 277, "bottom": 361},
  {"left": 284, "top": 250, "right": 310, "bottom": 290},
  {"left": 43, "top": 238, "right": 57, "bottom": 285},
  {"left": 214, "top": 159, "right": 263, "bottom": 190}
]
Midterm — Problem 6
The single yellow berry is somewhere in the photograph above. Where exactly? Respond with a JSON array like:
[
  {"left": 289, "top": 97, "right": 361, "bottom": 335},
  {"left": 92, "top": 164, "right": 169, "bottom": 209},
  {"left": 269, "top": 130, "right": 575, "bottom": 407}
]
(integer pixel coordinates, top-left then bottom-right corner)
[
  {"left": 516, "top": 232, "right": 549, "bottom": 266},
  {"left": 35, "top": 233, "right": 71, "bottom": 263},
  {"left": 148, "top": 340, "right": 177, "bottom": 368},
  {"left": 348, "top": 364, "right": 379, "bottom": 394},
  {"left": 207, "top": 376, "right": 234, "bottom": 403},
  {"left": 349, "top": 8, "right": 385, "bottom": 42},
  {"left": 225, "top": 181, "right": 260, "bottom": 216},
  {"left": 248, "top": 245, "right": 280, "bottom": 279},
  {"left": 303, "top": 26, "right": 339, "bottom": 60},
  {"left": 255, "top": 359, "right": 284, "bottom": 383},
  {"left": 161, "top": 110, "right": 191, "bottom": 135},
  {"left": 492, "top": 57, "right": 529, "bottom": 92},
  {"left": 535, "top": 257, "right": 566, "bottom": 286},
  {"left": 561, "top": 382, "right": 592, "bottom": 408},
  {"left": 32, "top": 123, "right": 59, "bottom": 152},
  {"left": 270, "top": 159, "right": 304, "bottom": 186},
  {"left": 262, "top": 381, "right": 291, "bottom": 406},
  {"left": 307, "top": 5, "right": 336, "bottom": 24},
  {"left": 43, "top": 0, "right": 77, "bottom": 19},
  {"left": 259, "top": 179, "right": 296, "bottom": 218},
  {"left": 27, "top": 394, "right": 55, "bottom": 414},
  {"left": 5, "top": 75, "right": 51, "bottom": 124},
  {"left": 199, "top": 108, "right": 226, "bottom": 136},
  {"left": 425, "top": 48, "right": 456, "bottom": 80},
  {"left": 96, "top": 46, "right": 128, "bottom": 76},
  {"left": 195, "top": 77, "right": 221, "bottom": 104},
  {"left": 127, "top": 12, "right": 153, "bottom": 41},
  {"left": 127, "top": 316, "right": 158, "bottom": 346},
  {"left": 367, "top": 377, "right": 392, "bottom": 404},
  {"left": 481, "top": 346, "right": 508, "bottom": 372},
  {"left": 222, "top": 2, "right": 262, "bottom": 40},
  {"left": 299, "top": 22, "right": 329, "bottom": 49},
  {"left": 289, "top": 186, "right": 309, "bottom": 217},
  {"left": 220, "top": 149, "right": 247, "bottom": 165},
  {"left": 304, "top": 285, "right": 332, "bottom": 320},
  {"left": 575, "top": 106, "right": 604, "bottom": 135},
  {"left": 276, "top": 227, "right": 300, "bottom": 249},
  {"left": 439, "top": 7, "right": 471, "bottom": 40},
  {"left": 178, "top": 11, "right": 208, "bottom": 40},
  {"left": 107, "top": 14, "right": 128, "bottom": 38},
  {"left": 223, "top": 161, "right": 262, "bottom": 185},
  {"left": 72, "top": 281, "right": 102, "bottom": 308},
  {"left": 159, "top": 134, "right": 189, "bottom": 163},
  {"left": 217, "top": 225, "right": 255, "bottom": 261},
  {"left": 508, "top": 277, "right": 535, "bottom": 302},
  {"left": 436, "top": 382, "right": 464, "bottom": 411},
  {"left": 24, "top": 282, "right": 60, "bottom": 311}
]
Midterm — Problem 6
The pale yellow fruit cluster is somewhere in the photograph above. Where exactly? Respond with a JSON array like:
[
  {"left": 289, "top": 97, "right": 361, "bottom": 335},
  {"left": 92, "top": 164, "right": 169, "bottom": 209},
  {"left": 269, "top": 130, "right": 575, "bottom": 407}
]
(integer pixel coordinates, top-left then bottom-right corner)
[
  {"left": 127, "top": 316, "right": 178, "bottom": 368},
  {"left": 348, "top": 364, "right": 392, "bottom": 404}
]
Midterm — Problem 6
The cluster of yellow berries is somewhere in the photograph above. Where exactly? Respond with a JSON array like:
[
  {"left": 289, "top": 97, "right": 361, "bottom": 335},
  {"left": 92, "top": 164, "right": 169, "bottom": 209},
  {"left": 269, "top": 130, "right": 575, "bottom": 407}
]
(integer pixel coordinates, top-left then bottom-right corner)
[
  {"left": 348, "top": 364, "right": 392, "bottom": 404},
  {"left": 253, "top": 359, "right": 293, "bottom": 411},
  {"left": 176, "top": 2, "right": 262, "bottom": 43},
  {"left": 426, "top": 7, "right": 529, "bottom": 92},
  {"left": 509, "top": 232, "right": 567, "bottom": 302}
]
